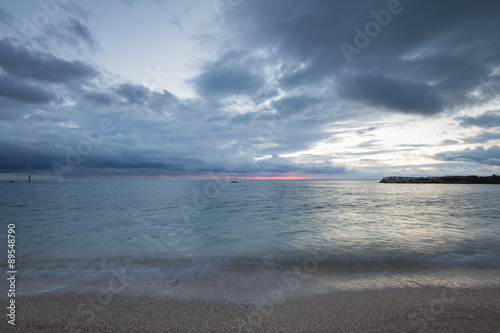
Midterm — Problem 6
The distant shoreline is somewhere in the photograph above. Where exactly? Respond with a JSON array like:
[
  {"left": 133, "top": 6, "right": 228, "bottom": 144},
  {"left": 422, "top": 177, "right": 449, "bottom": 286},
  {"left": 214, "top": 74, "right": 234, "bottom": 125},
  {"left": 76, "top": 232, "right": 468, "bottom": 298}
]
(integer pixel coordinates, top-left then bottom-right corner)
[{"left": 380, "top": 175, "right": 500, "bottom": 184}]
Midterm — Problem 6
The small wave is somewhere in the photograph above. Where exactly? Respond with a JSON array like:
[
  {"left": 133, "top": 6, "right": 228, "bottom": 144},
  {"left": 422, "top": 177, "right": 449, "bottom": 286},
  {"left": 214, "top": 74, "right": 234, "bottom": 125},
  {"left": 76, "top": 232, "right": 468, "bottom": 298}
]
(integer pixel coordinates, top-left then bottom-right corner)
[
  {"left": 18, "top": 251, "right": 500, "bottom": 283},
  {"left": 421, "top": 253, "right": 500, "bottom": 268},
  {"left": 26, "top": 284, "right": 72, "bottom": 295}
]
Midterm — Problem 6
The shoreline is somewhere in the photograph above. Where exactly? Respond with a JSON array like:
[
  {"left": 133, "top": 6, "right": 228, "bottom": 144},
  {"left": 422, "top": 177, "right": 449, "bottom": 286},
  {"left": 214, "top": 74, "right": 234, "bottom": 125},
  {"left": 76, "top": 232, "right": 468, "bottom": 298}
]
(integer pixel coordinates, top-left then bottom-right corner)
[
  {"left": 8, "top": 266, "right": 500, "bottom": 308},
  {"left": 380, "top": 175, "right": 500, "bottom": 184},
  {"left": 11, "top": 266, "right": 500, "bottom": 301},
  {"left": 2, "top": 286, "right": 499, "bottom": 332}
]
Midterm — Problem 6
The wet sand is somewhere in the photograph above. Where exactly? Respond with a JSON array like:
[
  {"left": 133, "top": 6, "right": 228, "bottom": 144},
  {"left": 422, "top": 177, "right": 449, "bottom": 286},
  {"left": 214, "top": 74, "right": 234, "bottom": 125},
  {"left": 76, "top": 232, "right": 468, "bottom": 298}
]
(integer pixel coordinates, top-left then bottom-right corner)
[{"left": 2, "top": 286, "right": 499, "bottom": 332}]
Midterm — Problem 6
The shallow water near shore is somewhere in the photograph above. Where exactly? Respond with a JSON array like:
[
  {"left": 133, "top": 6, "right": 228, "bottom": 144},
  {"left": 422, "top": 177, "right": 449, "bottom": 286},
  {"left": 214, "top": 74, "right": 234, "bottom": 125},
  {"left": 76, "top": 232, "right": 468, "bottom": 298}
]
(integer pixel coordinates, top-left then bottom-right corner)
[{"left": 1, "top": 179, "right": 500, "bottom": 301}]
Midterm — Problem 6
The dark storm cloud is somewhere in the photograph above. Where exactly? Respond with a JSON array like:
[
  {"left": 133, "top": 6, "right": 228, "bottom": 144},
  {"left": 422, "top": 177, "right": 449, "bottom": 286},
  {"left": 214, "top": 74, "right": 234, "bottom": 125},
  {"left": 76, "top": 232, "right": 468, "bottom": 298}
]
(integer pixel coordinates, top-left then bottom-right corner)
[
  {"left": 0, "top": 74, "right": 56, "bottom": 104},
  {"left": 114, "top": 83, "right": 179, "bottom": 114},
  {"left": 115, "top": 83, "right": 150, "bottom": 105},
  {"left": 226, "top": 0, "right": 355, "bottom": 87},
  {"left": 400, "top": 55, "right": 488, "bottom": 94},
  {"left": 337, "top": 75, "right": 444, "bottom": 115},
  {"left": 459, "top": 111, "right": 500, "bottom": 129},
  {"left": 84, "top": 92, "right": 114, "bottom": 107},
  {"left": 148, "top": 90, "right": 178, "bottom": 113},
  {"left": 272, "top": 95, "right": 321, "bottom": 119},
  {"left": 0, "top": 136, "right": 207, "bottom": 175},
  {"left": 434, "top": 145, "right": 500, "bottom": 166},
  {"left": 206, "top": 0, "right": 500, "bottom": 115},
  {"left": 64, "top": 145, "right": 206, "bottom": 173},
  {"left": 0, "top": 38, "right": 96, "bottom": 82},
  {"left": 0, "top": 141, "right": 61, "bottom": 171},
  {"left": 193, "top": 51, "right": 263, "bottom": 99}
]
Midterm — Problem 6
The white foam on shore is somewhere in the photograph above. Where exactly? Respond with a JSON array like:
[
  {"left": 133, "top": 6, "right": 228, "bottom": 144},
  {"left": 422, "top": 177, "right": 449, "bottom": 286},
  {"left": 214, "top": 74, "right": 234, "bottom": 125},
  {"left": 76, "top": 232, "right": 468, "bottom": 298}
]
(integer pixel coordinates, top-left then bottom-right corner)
[{"left": 14, "top": 267, "right": 500, "bottom": 304}]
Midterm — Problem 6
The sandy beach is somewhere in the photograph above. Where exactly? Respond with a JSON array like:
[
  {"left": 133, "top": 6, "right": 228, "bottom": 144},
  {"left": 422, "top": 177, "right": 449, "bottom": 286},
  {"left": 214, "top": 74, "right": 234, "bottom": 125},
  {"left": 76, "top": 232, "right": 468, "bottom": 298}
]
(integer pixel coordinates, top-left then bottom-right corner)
[{"left": 2, "top": 286, "right": 499, "bottom": 332}]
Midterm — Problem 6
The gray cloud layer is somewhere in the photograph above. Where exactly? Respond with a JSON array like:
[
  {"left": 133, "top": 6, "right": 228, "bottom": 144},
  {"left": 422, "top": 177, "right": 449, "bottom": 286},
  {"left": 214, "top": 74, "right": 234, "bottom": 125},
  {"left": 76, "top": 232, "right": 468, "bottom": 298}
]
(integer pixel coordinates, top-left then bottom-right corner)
[
  {"left": 434, "top": 145, "right": 500, "bottom": 166},
  {"left": 0, "top": 39, "right": 96, "bottom": 82},
  {"left": 1, "top": 1, "right": 500, "bottom": 178},
  {"left": 337, "top": 75, "right": 444, "bottom": 115},
  {"left": 204, "top": 0, "right": 500, "bottom": 115},
  {"left": 459, "top": 110, "right": 500, "bottom": 129},
  {"left": 0, "top": 74, "right": 56, "bottom": 104}
]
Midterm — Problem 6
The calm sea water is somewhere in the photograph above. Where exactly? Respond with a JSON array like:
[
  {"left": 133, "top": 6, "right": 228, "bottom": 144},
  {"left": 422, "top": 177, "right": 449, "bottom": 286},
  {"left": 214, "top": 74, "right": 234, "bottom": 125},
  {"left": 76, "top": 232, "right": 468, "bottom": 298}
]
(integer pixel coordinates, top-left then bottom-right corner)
[{"left": 1, "top": 179, "right": 500, "bottom": 300}]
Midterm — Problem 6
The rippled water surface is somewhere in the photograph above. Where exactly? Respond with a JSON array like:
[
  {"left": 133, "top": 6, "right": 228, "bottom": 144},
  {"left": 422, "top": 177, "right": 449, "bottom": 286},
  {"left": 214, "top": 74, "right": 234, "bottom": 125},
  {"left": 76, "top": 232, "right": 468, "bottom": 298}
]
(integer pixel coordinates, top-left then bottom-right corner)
[{"left": 1, "top": 179, "right": 499, "bottom": 298}]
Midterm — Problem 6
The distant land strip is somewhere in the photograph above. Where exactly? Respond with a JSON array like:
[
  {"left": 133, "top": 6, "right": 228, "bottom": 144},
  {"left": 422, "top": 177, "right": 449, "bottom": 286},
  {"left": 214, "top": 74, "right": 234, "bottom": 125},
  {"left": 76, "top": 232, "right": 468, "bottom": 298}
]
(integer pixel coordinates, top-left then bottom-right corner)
[{"left": 379, "top": 175, "right": 500, "bottom": 184}]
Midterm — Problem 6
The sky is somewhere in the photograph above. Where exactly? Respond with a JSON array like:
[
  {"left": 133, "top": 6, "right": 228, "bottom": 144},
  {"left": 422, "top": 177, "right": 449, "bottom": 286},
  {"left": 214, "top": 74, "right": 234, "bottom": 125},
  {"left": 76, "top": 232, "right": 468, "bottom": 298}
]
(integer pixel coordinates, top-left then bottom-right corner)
[{"left": 0, "top": 0, "right": 499, "bottom": 180}]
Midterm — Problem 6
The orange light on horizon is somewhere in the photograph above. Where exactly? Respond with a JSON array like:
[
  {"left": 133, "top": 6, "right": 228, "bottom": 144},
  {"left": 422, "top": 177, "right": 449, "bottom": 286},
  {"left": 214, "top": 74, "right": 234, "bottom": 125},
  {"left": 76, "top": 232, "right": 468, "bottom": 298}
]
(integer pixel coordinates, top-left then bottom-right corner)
[
  {"left": 161, "top": 175, "right": 309, "bottom": 180},
  {"left": 235, "top": 175, "right": 307, "bottom": 180}
]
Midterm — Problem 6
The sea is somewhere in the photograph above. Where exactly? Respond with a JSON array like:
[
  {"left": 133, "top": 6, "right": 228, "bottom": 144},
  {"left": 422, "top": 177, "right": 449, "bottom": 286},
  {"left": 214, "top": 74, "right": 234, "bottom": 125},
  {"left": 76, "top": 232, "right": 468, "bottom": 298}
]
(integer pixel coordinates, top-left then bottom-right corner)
[{"left": 1, "top": 179, "right": 500, "bottom": 302}]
